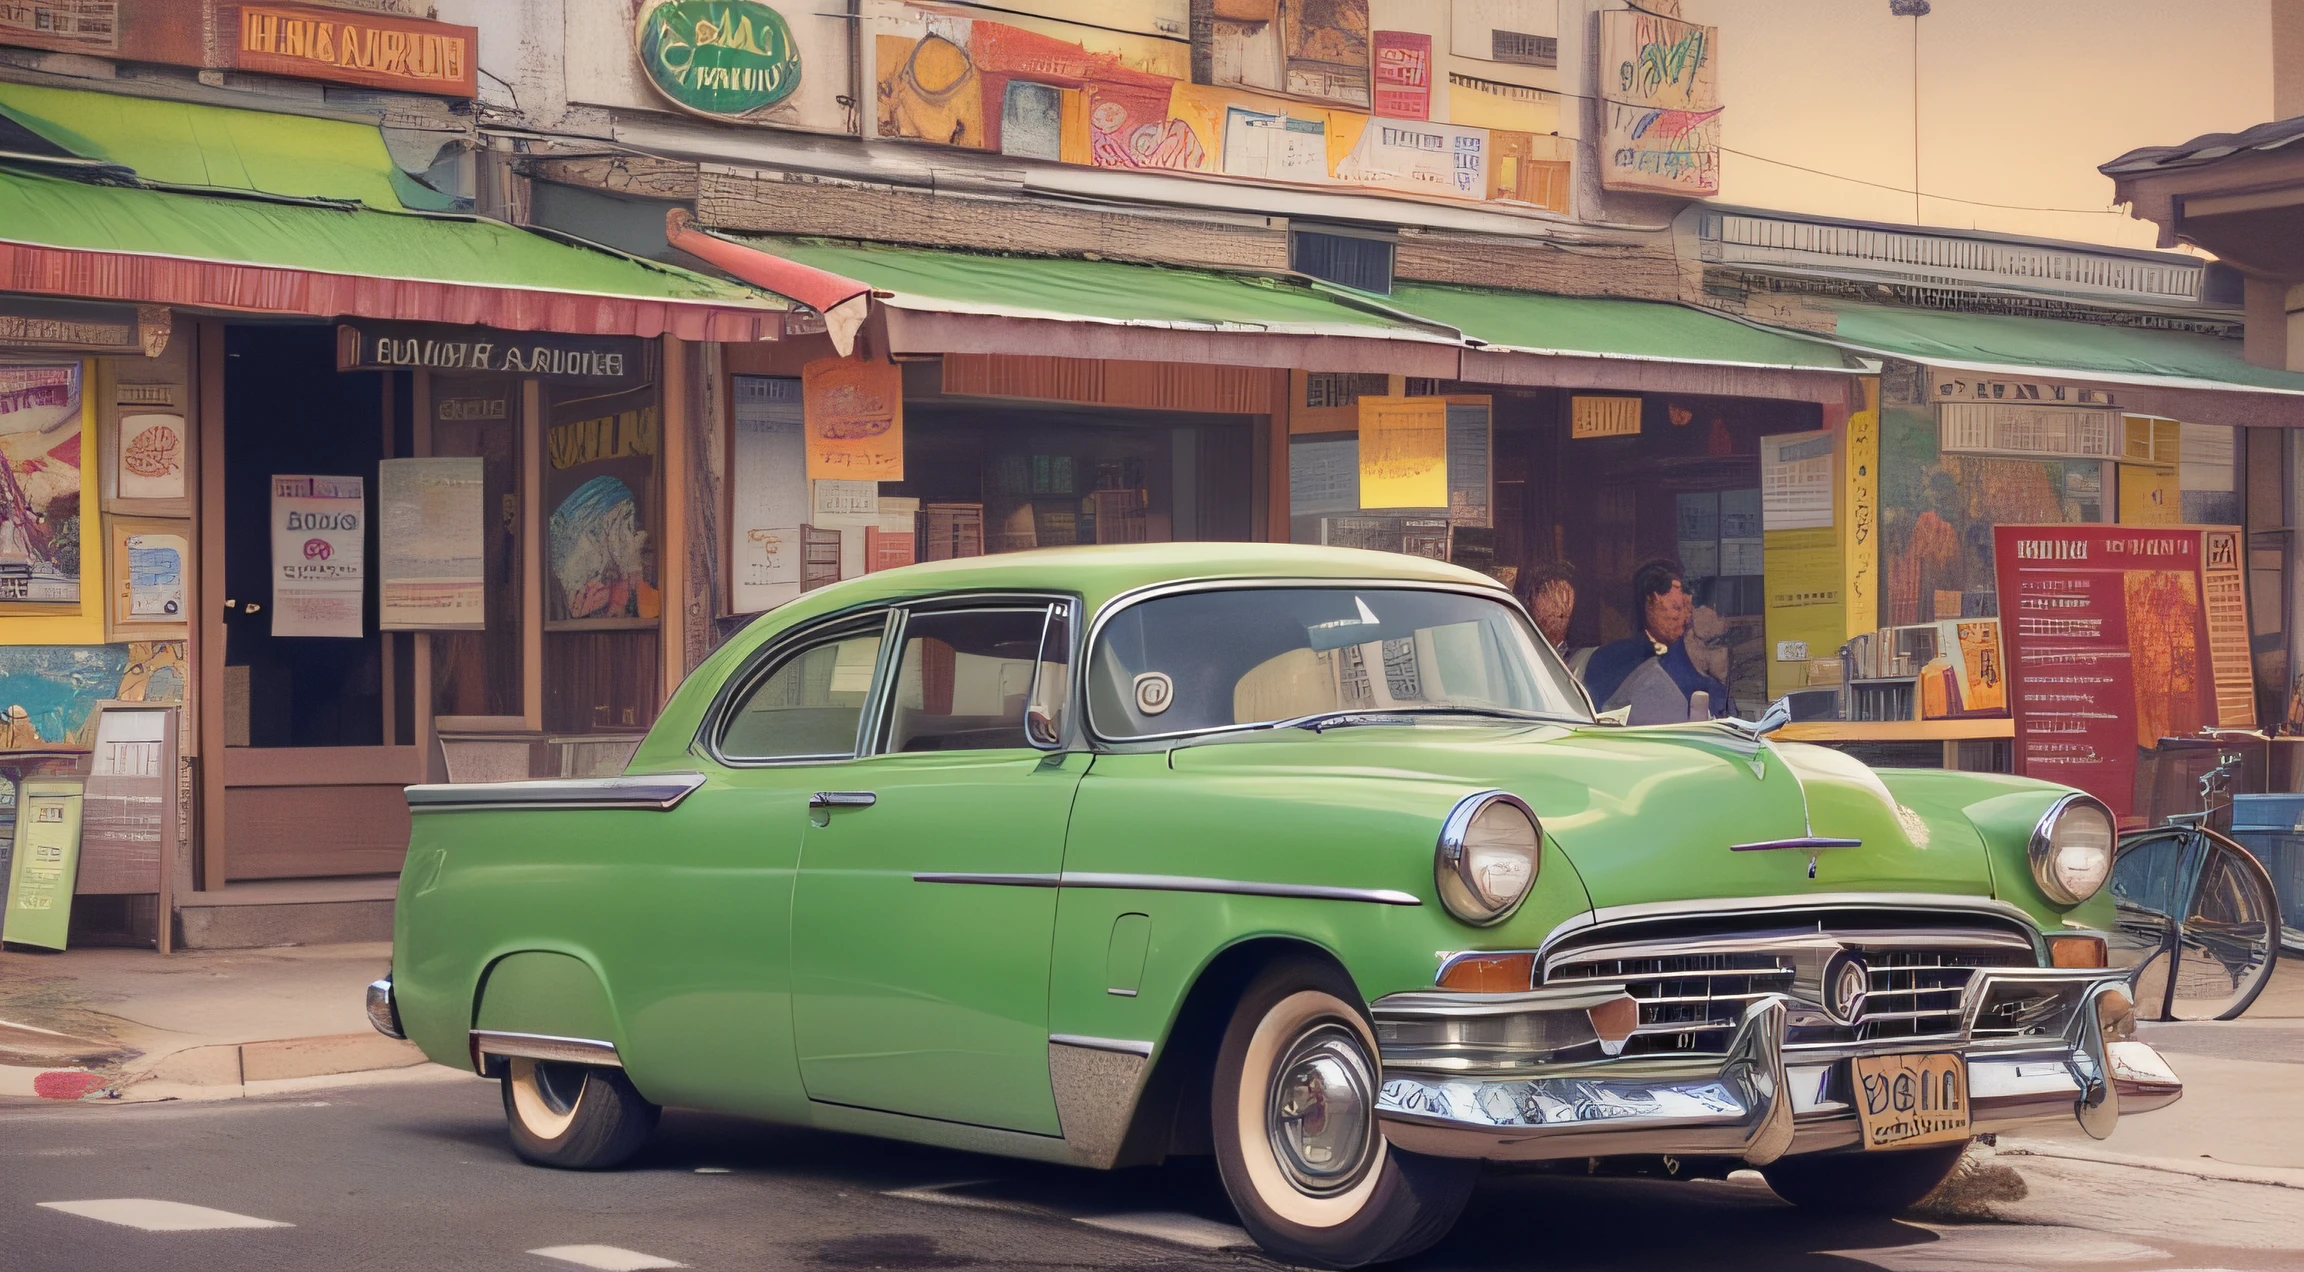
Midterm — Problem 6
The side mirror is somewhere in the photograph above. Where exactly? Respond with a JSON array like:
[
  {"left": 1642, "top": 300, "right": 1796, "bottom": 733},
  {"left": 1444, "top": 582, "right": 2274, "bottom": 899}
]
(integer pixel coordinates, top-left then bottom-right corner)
[{"left": 2111, "top": 825, "right": 2283, "bottom": 1021}]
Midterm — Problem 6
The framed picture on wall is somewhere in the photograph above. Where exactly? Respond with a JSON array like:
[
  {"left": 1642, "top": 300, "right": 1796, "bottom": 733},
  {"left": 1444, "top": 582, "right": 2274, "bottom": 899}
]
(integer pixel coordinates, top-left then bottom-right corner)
[
  {"left": 102, "top": 514, "right": 191, "bottom": 641},
  {"left": 102, "top": 350, "right": 193, "bottom": 518},
  {"left": 542, "top": 382, "right": 661, "bottom": 631},
  {"left": 0, "top": 363, "right": 86, "bottom": 614}
]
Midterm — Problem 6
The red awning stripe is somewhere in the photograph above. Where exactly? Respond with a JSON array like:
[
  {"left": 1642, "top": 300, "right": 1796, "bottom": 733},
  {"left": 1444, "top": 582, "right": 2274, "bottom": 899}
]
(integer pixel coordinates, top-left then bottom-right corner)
[
  {"left": 665, "top": 209, "right": 872, "bottom": 318},
  {"left": 0, "top": 239, "right": 782, "bottom": 342}
]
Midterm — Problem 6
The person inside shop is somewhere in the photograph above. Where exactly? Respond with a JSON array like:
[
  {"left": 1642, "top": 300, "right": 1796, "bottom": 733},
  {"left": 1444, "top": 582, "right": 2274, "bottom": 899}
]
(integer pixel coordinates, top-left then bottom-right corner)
[
  {"left": 1581, "top": 558, "right": 1734, "bottom": 724},
  {"left": 1517, "top": 561, "right": 1594, "bottom": 679}
]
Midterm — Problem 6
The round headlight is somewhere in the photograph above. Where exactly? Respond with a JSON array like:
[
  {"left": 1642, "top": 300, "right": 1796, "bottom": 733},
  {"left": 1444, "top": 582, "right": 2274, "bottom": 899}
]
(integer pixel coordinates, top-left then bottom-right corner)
[
  {"left": 2029, "top": 793, "right": 2115, "bottom": 906},
  {"left": 1435, "top": 791, "right": 1541, "bottom": 926}
]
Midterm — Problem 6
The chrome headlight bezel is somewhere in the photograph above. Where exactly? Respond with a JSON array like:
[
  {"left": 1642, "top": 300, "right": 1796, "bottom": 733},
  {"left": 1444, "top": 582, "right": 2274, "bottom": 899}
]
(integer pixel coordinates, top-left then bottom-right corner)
[
  {"left": 1434, "top": 790, "right": 1542, "bottom": 927},
  {"left": 2028, "top": 791, "right": 2117, "bottom": 906}
]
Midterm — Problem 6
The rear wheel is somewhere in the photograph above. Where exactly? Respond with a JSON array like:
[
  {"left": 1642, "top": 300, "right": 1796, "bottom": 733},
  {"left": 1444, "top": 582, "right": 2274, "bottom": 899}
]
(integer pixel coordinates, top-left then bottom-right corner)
[
  {"left": 1760, "top": 1140, "right": 1969, "bottom": 1214},
  {"left": 1211, "top": 960, "right": 1478, "bottom": 1269},
  {"left": 501, "top": 1059, "right": 659, "bottom": 1169}
]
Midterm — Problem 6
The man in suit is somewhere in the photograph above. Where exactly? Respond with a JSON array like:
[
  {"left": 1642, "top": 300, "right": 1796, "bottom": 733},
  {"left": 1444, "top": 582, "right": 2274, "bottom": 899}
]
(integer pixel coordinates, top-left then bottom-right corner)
[{"left": 1581, "top": 558, "right": 1733, "bottom": 725}]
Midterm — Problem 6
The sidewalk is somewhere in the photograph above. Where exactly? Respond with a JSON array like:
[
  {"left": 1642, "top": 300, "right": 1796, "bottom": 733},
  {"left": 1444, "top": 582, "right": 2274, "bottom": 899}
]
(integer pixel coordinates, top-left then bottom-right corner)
[{"left": 0, "top": 942, "right": 434, "bottom": 1103}]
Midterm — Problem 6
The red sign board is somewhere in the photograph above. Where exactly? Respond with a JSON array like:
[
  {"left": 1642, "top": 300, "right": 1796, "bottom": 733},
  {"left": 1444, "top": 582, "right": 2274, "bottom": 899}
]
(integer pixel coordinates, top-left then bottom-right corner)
[
  {"left": 1371, "top": 30, "right": 1431, "bottom": 120},
  {"left": 0, "top": 1, "right": 476, "bottom": 97},
  {"left": 1993, "top": 524, "right": 2255, "bottom": 822}
]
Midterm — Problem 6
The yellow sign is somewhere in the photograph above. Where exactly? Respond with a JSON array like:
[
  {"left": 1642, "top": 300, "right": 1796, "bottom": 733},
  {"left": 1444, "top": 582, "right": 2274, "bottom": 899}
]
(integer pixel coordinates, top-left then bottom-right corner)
[
  {"left": 1357, "top": 396, "right": 1448, "bottom": 509},
  {"left": 803, "top": 357, "right": 905, "bottom": 481},
  {"left": 1570, "top": 395, "right": 1641, "bottom": 438},
  {"left": 2118, "top": 463, "right": 2180, "bottom": 525},
  {"left": 1842, "top": 378, "right": 1878, "bottom": 640},
  {"left": 1763, "top": 526, "right": 1842, "bottom": 700}
]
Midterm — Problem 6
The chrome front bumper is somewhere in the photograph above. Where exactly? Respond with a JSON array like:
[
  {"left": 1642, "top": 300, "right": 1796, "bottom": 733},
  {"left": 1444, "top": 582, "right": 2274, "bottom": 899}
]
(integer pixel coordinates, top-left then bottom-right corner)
[{"left": 1372, "top": 970, "right": 2181, "bottom": 1163}]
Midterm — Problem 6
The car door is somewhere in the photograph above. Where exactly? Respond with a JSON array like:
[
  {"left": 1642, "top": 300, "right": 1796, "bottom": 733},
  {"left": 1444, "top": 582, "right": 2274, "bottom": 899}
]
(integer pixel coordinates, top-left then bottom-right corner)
[
  {"left": 613, "top": 608, "right": 894, "bottom": 1119},
  {"left": 789, "top": 598, "right": 1082, "bottom": 1134}
]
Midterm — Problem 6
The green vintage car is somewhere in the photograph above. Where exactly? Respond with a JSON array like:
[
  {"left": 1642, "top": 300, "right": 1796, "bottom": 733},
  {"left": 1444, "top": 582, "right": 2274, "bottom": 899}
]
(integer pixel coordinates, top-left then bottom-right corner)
[{"left": 370, "top": 543, "right": 2181, "bottom": 1267}]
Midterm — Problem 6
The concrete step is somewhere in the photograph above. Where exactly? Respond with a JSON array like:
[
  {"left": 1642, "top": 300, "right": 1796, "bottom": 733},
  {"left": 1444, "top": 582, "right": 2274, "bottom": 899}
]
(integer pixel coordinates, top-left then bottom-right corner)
[{"left": 174, "top": 877, "right": 398, "bottom": 949}]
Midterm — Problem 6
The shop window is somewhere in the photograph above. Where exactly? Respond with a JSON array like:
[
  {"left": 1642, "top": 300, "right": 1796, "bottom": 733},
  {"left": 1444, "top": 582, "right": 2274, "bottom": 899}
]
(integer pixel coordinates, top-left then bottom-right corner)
[
  {"left": 541, "top": 381, "right": 662, "bottom": 733},
  {"left": 428, "top": 376, "right": 522, "bottom": 720},
  {"left": 1291, "top": 229, "right": 1395, "bottom": 295}
]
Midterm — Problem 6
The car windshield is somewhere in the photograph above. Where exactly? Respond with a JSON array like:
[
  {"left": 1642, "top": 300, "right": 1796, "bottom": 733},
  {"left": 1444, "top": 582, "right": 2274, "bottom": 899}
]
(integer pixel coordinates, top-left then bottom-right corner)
[{"left": 1089, "top": 585, "right": 1590, "bottom": 740}]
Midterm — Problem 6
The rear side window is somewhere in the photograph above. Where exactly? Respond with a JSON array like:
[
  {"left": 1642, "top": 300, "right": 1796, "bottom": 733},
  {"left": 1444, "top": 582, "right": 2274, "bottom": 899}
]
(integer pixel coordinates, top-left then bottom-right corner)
[{"left": 719, "top": 623, "right": 886, "bottom": 761}]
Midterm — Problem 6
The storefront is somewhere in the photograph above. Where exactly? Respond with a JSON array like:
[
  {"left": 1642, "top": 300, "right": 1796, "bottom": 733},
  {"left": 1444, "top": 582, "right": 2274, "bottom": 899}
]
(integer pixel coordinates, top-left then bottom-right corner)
[{"left": 0, "top": 86, "right": 785, "bottom": 948}]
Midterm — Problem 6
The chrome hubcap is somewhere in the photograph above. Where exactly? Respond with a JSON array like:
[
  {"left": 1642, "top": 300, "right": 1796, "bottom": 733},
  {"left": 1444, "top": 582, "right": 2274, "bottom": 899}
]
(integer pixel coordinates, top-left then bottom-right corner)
[{"left": 1266, "top": 1022, "right": 1377, "bottom": 1196}]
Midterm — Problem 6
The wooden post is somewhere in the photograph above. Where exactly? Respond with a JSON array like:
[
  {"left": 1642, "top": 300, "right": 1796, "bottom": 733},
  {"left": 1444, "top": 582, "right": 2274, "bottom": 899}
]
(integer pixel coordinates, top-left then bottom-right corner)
[
  {"left": 378, "top": 373, "right": 396, "bottom": 748},
  {"left": 1267, "top": 369, "right": 1292, "bottom": 543},
  {"left": 659, "top": 336, "right": 689, "bottom": 703},
  {"left": 196, "top": 320, "right": 228, "bottom": 894},
  {"left": 521, "top": 379, "right": 544, "bottom": 732}
]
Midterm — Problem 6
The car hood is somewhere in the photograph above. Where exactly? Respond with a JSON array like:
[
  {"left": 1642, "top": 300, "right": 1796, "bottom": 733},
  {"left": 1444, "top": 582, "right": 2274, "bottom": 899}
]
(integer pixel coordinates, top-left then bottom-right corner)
[{"left": 1164, "top": 721, "right": 1995, "bottom": 909}]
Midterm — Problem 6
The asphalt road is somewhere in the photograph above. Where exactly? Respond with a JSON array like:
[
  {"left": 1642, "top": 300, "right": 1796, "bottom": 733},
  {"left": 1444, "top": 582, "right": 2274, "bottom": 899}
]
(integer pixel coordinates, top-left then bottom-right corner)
[{"left": 0, "top": 1073, "right": 2294, "bottom": 1272}]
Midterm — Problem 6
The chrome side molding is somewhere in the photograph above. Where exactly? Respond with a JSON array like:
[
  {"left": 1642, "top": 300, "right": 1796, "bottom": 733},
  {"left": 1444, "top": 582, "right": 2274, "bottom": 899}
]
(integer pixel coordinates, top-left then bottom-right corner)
[
  {"left": 915, "top": 871, "right": 1420, "bottom": 906},
  {"left": 467, "top": 1029, "right": 624, "bottom": 1075},
  {"left": 409, "top": 772, "right": 706, "bottom": 813}
]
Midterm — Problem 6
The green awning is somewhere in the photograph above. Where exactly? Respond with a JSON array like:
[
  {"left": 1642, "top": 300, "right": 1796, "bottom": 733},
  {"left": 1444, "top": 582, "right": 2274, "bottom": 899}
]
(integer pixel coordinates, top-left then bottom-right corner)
[
  {"left": 0, "top": 81, "right": 452, "bottom": 211},
  {"left": 1821, "top": 301, "right": 2304, "bottom": 395},
  {"left": 1385, "top": 281, "right": 1862, "bottom": 371},
  {"left": 0, "top": 165, "right": 785, "bottom": 341},
  {"left": 740, "top": 234, "right": 1461, "bottom": 342}
]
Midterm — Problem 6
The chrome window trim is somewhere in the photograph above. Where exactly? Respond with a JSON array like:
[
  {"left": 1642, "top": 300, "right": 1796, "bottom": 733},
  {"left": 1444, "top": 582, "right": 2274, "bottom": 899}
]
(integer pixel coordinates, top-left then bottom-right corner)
[
  {"left": 1536, "top": 893, "right": 2050, "bottom": 963},
  {"left": 696, "top": 605, "right": 899, "bottom": 769},
  {"left": 914, "top": 870, "right": 1421, "bottom": 906},
  {"left": 862, "top": 594, "right": 1081, "bottom": 757},
  {"left": 407, "top": 772, "right": 707, "bottom": 812},
  {"left": 1078, "top": 575, "right": 1590, "bottom": 747}
]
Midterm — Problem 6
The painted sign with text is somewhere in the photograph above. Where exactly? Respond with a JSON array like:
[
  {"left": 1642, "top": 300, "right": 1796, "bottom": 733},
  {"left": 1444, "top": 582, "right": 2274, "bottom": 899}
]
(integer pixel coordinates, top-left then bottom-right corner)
[
  {"left": 803, "top": 358, "right": 904, "bottom": 481},
  {"left": 636, "top": 0, "right": 803, "bottom": 118},
  {"left": 1993, "top": 524, "right": 2254, "bottom": 822},
  {"left": 234, "top": 3, "right": 477, "bottom": 96},
  {"left": 337, "top": 323, "right": 648, "bottom": 386}
]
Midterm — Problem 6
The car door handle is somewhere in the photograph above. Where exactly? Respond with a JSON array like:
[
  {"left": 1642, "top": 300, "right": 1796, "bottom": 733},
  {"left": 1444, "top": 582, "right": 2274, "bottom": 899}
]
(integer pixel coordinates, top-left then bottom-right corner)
[{"left": 809, "top": 791, "right": 877, "bottom": 810}]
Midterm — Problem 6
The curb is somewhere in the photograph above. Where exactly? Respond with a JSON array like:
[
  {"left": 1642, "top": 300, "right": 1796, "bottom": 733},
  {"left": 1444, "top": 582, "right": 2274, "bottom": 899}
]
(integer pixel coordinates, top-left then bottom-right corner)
[
  {"left": 1998, "top": 1141, "right": 2304, "bottom": 1191},
  {"left": 3, "top": 1032, "right": 431, "bottom": 1105}
]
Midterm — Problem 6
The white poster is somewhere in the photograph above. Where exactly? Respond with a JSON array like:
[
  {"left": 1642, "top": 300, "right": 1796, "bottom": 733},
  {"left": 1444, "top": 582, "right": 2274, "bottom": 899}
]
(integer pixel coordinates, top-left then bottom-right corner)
[
  {"left": 124, "top": 532, "right": 187, "bottom": 618},
  {"left": 1760, "top": 431, "right": 1835, "bottom": 530},
  {"left": 730, "top": 376, "right": 809, "bottom": 614},
  {"left": 271, "top": 474, "right": 365, "bottom": 638},
  {"left": 379, "top": 458, "right": 485, "bottom": 630}
]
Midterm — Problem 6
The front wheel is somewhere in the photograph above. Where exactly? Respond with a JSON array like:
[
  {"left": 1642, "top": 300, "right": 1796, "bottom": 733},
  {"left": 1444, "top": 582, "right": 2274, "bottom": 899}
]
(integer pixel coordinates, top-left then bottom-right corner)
[
  {"left": 1759, "top": 1140, "right": 1969, "bottom": 1214},
  {"left": 1212, "top": 961, "right": 1478, "bottom": 1269},
  {"left": 501, "top": 1058, "right": 659, "bottom": 1169}
]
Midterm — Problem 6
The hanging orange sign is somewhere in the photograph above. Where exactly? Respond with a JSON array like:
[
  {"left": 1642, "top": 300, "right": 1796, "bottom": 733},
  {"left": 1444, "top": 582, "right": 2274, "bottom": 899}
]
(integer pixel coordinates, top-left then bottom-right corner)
[{"left": 803, "top": 357, "right": 904, "bottom": 481}]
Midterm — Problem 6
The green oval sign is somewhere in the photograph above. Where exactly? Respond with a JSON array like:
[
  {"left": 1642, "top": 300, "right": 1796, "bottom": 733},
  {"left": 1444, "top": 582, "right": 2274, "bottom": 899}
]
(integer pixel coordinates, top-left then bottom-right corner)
[{"left": 636, "top": 0, "right": 802, "bottom": 117}]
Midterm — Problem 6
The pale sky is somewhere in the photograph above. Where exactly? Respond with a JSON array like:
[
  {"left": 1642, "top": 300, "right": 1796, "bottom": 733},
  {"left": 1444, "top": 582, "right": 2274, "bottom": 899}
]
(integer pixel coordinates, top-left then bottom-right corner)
[{"left": 1681, "top": 0, "right": 2275, "bottom": 249}]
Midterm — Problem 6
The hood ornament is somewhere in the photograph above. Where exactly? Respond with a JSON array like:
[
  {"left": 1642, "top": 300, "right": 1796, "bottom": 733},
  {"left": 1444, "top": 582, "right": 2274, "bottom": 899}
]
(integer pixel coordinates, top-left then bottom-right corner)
[{"left": 1721, "top": 696, "right": 1793, "bottom": 742}]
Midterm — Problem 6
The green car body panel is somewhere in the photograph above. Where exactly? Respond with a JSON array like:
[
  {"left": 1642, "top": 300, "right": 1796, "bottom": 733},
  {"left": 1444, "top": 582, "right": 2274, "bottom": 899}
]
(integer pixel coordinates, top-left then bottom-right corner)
[{"left": 390, "top": 542, "right": 2110, "bottom": 1154}]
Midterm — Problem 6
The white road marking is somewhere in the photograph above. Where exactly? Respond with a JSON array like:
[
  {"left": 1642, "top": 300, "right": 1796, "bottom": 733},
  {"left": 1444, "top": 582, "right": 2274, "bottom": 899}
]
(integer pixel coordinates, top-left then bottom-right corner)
[
  {"left": 1824, "top": 1226, "right": 2167, "bottom": 1268},
  {"left": 38, "top": 1199, "right": 293, "bottom": 1231},
  {"left": 1076, "top": 1211, "right": 1255, "bottom": 1250},
  {"left": 528, "top": 1244, "right": 686, "bottom": 1271},
  {"left": 882, "top": 1180, "right": 1040, "bottom": 1214}
]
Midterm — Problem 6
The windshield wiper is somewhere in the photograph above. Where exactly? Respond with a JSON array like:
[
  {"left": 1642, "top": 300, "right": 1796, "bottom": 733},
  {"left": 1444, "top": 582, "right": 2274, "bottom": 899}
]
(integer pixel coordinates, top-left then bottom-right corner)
[{"left": 1281, "top": 706, "right": 1577, "bottom": 733}]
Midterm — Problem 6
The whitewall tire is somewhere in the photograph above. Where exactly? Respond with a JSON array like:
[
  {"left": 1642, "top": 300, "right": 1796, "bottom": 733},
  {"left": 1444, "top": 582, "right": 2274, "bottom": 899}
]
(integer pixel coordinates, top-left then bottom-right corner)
[
  {"left": 502, "top": 1058, "right": 659, "bottom": 1170},
  {"left": 1211, "top": 960, "right": 1478, "bottom": 1268}
]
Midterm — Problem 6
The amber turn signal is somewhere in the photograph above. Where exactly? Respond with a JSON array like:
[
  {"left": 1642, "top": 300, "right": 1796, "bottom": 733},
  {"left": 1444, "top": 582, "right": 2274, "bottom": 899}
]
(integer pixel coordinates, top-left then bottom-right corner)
[
  {"left": 1437, "top": 951, "right": 1535, "bottom": 992},
  {"left": 2050, "top": 934, "right": 2108, "bottom": 968}
]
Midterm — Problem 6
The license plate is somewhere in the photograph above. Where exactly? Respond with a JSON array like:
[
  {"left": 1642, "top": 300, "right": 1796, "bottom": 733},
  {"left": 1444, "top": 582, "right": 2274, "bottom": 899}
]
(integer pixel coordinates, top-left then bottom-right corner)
[{"left": 1851, "top": 1051, "right": 1971, "bottom": 1150}]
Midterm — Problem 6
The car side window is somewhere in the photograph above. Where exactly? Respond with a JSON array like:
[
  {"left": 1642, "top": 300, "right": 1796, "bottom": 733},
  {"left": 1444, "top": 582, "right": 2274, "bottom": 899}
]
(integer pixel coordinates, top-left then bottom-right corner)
[
  {"left": 719, "top": 623, "right": 887, "bottom": 761},
  {"left": 882, "top": 607, "right": 1060, "bottom": 754}
]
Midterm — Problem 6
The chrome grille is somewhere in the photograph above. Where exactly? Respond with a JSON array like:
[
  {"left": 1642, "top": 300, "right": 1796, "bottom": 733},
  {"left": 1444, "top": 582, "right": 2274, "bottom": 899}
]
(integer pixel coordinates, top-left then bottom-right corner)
[{"left": 1543, "top": 922, "right": 2038, "bottom": 1056}]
